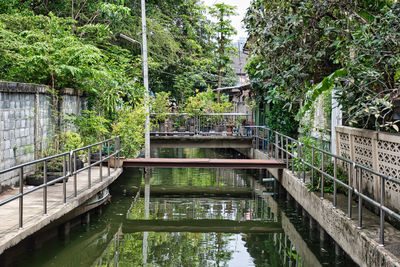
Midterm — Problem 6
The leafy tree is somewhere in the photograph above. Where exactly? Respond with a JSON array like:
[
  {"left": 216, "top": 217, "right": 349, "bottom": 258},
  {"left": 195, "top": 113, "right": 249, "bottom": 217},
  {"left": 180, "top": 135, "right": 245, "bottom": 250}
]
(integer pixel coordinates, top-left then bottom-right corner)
[
  {"left": 245, "top": 0, "right": 400, "bottom": 132},
  {"left": 209, "top": 3, "right": 238, "bottom": 89}
]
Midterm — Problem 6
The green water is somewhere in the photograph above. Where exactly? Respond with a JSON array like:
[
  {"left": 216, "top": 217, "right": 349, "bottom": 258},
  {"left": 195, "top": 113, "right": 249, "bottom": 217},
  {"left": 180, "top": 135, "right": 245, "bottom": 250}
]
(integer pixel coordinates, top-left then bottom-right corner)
[{"left": 13, "top": 148, "right": 356, "bottom": 267}]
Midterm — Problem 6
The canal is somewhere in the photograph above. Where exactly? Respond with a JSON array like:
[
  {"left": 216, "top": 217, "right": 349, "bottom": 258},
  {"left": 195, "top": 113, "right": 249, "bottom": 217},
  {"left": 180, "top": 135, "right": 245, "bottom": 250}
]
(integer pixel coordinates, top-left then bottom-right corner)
[{"left": 12, "top": 148, "right": 356, "bottom": 266}]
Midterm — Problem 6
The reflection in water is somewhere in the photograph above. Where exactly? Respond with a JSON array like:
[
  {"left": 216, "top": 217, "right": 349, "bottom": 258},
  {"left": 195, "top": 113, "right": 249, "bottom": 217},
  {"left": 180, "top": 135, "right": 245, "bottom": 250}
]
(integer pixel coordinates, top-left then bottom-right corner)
[{"left": 13, "top": 148, "right": 356, "bottom": 267}]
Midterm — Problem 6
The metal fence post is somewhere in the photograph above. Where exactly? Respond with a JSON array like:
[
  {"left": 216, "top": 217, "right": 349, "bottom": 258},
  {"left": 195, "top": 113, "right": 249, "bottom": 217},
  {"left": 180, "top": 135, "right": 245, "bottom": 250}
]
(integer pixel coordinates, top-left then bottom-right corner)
[
  {"left": 19, "top": 166, "right": 23, "bottom": 229},
  {"left": 43, "top": 160, "right": 47, "bottom": 215},
  {"left": 275, "top": 133, "right": 278, "bottom": 160},
  {"left": 321, "top": 152, "right": 325, "bottom": 199},
  {"left": 117, "top": 137, "right": 120, "bottom": 169},
  {"left": 358, "top": 168, "right": 362, "bottom": 229},
  {"left": 107, "top": 140, "right": 110, "bottom": 177},
  {"left": 113, "top": 138, "right": 117, "bottom": 171},
  {"left": 302, "top": 143, "right": 306, "bottom": 183},
  {"left": 333, "top": 157, "right": 337, "bottom": 208},
  {"left": 291, "top": 140, "right": 294, "bottom": 173},
  {"left": 99, "top": 142, "right": 103, "bottom": 182},
  {"left": 379, "top": 176, "right": 385, "bottom": 246},
  {"left": 311, "top": 147, "right": 315, "bottom": 186},
  {"left": 347, "top": 162, "right": 354, "bottom": 219},
  {"left": 63, "top": 154, "right": 67, "bottom": 204},
  {"left": 297, "top": 143, "right": 302, "bottom": 179},
  {"left": 286, "top": 137, "right": 289, "bottom": 169},
  {"left": 88, "top": 147, "right": 91, "bottom": 189},
  {"left": 73, "top": 151, "right": 77, "bottom": 197}
]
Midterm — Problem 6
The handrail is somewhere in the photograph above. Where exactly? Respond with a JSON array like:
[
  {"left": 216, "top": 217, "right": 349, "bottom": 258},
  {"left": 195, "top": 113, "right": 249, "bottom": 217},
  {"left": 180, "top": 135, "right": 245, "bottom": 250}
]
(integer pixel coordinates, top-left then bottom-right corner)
[
  {"left": 246, "top": 125, "right": 400, "bottom": 246},
  {"left": 0, "top": 136, "right": 120, "bottom": 230},
  {"left": 151, "top": 112, "right": 250, "bottom": 116}
]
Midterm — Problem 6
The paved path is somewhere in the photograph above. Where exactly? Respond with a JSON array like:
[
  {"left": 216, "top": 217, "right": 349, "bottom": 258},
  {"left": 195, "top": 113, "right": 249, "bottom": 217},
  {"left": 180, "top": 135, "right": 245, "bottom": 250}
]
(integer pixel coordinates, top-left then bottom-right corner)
[{"left": 0, "top": 166, "right": 122, "bottom": 254}]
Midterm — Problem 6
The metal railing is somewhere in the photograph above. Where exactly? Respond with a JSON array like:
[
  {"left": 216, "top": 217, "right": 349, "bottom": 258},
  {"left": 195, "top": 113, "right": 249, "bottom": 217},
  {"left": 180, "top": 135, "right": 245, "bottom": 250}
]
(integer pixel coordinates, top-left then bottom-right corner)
[
  {"left": 150, "top": 113, "right": 251, "bottom": 136},
  {"left": 248, "top": 125, "right": 400, "bottom": 246},
  {"left": 0, "top": 136, "right": 120, "bottom": 230}
]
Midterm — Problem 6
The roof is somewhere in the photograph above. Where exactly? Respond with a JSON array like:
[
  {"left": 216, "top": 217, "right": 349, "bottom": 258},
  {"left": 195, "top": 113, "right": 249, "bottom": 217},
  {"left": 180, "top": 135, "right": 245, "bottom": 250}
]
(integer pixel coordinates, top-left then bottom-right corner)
[{"left": 213, "top": 83, "right": 251, "bottom": 94}]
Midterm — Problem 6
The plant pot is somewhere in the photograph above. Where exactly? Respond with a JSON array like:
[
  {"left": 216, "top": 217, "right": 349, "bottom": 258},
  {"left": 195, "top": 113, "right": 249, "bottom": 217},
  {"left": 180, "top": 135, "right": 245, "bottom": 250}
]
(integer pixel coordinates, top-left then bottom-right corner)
[
  {"left": 226, "top": 123, "right": 234, "bottom": 136},
  {"left": 110, "top": 157, "right": 124, "bottom": 168},
  {"left": 90, "top": 152, "right": 106, "bottom": 164},
  {"left": 26, "top": 172, "right": 67, "bottom": 186}
]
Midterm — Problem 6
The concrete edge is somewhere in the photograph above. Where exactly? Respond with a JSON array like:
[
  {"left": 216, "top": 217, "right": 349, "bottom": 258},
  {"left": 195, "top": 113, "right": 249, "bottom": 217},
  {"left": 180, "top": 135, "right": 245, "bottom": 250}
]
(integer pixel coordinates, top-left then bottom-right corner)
[
  {"left": 277, "top": 168, "right": 400, "bottom": 267},
  {"left": 242, "top": 148, "right": 400, "bottom": 267},
  {"left": 0, "top": 168, "right": 123, "bottom": 255}
]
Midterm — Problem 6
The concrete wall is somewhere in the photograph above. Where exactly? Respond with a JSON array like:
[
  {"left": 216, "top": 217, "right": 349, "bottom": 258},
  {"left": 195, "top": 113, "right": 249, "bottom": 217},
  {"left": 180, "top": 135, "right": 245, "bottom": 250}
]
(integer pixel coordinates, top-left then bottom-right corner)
[
  {"left": 242, "top": 147, "right": 400, "bottom": 267},
  {"left": 0, "top": 82, "right": 86, "bottom": 190},
  {"left": 336, "top": 126, "right": 400, "bottom": 215}
]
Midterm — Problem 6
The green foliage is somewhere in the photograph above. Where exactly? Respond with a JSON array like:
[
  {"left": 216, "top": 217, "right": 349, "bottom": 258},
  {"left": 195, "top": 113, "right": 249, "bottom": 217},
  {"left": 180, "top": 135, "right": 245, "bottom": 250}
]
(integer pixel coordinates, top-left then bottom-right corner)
[
  {"left": 112, "top": 104, "right": 146, "bottom": 158},
  {"left": 60, "top": 131, "right": 83, "bottom": 152},
  {"left": 67, "top": 110, "right": 110, "bottom": 146},
  {"left": 151, "top": 91, "right": 171, "bottom": 123},
  {"left": 245, "top": 0, "right": 400, "bottom": 132},
  {"left": 209, "top": 3, "right": 238, "bottom": 88},
  {"left": 266, "top": 100, "right": 299, "bottom": 137},
  {"left": 183, "top": 89, "right": 232, "bottom": 116},
  {"left": 296, "top": 68, "right": 346, "bottom": 120}
]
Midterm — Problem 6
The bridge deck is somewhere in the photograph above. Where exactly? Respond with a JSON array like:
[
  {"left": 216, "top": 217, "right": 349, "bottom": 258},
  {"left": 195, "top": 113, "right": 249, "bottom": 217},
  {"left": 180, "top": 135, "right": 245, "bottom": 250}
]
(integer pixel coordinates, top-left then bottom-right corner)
[{"left": 124, "top": 158, "right": 286, "bottom": 169}]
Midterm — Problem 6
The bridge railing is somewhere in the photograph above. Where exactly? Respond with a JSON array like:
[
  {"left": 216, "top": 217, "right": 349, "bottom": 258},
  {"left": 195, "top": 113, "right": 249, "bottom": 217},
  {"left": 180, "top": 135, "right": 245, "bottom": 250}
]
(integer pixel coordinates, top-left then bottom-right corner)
[
  {"left": 0, "top": 136, "right": 120, "bottom": 230},
  {"left": 248, "top": 125, "right": 400, "bottom": 246},
  {"left": 151, "top": 113, "right": 251, "bottom": 136}
]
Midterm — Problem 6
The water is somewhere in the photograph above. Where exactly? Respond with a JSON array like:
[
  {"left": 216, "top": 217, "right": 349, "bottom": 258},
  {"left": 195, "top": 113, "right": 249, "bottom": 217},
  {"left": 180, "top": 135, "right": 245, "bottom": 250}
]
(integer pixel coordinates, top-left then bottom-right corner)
[{"left": 12, "top": 148, "right": 357, "bottom": 266}]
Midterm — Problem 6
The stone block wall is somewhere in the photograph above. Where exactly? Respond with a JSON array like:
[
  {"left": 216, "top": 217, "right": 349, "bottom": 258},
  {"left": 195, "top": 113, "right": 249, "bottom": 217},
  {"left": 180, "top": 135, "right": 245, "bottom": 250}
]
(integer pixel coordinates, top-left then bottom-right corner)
[{"left": 0, "top": 82, "right": 86, "bottom": 190}]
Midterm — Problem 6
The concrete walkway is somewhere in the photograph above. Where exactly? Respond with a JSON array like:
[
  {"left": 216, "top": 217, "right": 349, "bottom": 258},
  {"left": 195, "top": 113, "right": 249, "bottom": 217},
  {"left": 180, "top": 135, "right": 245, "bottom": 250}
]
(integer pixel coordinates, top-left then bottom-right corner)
[{"left": 0, "top": 166, "right": 122, "bottom": 254}]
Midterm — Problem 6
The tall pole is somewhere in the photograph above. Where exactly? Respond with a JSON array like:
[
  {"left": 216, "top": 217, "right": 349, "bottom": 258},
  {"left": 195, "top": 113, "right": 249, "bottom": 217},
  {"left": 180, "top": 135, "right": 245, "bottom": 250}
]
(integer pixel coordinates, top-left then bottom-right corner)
[{"left": 141, "top": 0, "right": 150, "bottom": 158}]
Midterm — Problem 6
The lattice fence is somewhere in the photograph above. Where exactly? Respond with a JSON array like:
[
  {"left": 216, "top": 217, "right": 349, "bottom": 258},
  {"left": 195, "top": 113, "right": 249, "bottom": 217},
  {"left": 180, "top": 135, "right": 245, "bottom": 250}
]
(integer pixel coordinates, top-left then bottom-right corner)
[{"left": 336, "top": 126, "right": 400, "bottom": 213}]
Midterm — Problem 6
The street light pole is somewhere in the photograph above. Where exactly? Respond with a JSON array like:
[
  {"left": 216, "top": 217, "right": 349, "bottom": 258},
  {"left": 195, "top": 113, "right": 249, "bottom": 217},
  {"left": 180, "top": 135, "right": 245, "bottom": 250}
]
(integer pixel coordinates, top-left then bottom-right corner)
[{"left": 141, "top": 0, "right": 150, "bottom": 159}]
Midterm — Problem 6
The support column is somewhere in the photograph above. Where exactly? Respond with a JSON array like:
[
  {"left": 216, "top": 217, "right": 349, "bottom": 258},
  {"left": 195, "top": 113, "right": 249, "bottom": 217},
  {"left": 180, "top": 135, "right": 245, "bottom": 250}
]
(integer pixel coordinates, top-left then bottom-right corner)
[{"left": 331, "top": 86, "right": 342, "bottom": 154}]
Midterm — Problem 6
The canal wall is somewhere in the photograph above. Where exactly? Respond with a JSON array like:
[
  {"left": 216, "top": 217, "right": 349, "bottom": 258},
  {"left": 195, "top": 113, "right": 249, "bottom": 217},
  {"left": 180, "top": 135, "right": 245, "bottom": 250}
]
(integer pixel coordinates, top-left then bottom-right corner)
[
  {"left": 237, "top": 147, "right": 400, "bottom": 267},
  {"left": 0, "top": 82, "right": 87, "bottom": 190}
]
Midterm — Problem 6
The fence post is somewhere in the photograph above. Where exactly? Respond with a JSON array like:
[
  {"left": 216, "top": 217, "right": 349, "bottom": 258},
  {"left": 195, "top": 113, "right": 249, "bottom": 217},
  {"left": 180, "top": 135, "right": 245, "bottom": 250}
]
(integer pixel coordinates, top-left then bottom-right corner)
[
  {"left": 99, "top": 142, "right": 103, "bottom": 182},
  {"left": 117, "top": 137, "right": 120, "bottom": 169},
  {"left": 107, "top": 140, "right": 110, "bottom": 177},
  {"left": 358, "top": 168, "right": 363, "bottom": 229},
  {"left": 321, "top": 152, "right": 325, "bottom": 199},
  {"left": 88, "top": 147, "right": 92, "bottom": 189},
  {"left": 379, "top": 176, "right": 385, "bottom": 246},
  {"left": 347, "top": 162, "right": 354, "bottom": 219},
  {"left": 43, "top": 160, "right": 47, "bottom": 215},
  {"left": 275, "top": 133, "right": 278, "bottom": 160},
  {"left": 63, "top": 154, "right": 67, "bottom": 204},
  {"left": 333, "top": 157, "right": 337, "bottom": 208},
  {"left": 19, "top": 166, "right": 23, "bottom": 229},
  {"left": 73, "top": 151, "right": 77, "bottom": 197}
]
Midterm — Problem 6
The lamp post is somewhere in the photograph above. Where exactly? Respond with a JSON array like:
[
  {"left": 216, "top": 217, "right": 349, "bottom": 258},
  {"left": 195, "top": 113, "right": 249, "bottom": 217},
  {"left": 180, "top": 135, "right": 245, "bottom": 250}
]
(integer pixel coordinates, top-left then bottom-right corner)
[
  {"left": 118, "top": 1, "right": 150, "bottom": 159},
  {"left": 141, "top": 0, "right": 150, "bottom": 159}
]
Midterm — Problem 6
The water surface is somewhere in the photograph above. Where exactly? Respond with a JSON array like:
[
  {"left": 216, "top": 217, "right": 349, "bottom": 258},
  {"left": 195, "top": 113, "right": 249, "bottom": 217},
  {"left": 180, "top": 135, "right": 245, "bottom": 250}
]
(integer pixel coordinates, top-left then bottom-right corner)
[{"left": 14, "top": 148, "right": 356, "bottom": 266}]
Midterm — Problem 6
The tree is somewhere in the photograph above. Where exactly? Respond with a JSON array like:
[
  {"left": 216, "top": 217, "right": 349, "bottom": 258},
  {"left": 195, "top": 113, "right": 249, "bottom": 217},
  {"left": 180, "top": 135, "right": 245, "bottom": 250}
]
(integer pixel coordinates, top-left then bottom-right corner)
[
  {"left": 209, "top": 3, "right": 237, "bottom": 90},
  {"left": 245, "top": 0, "right": 400, "bottom": 132}
]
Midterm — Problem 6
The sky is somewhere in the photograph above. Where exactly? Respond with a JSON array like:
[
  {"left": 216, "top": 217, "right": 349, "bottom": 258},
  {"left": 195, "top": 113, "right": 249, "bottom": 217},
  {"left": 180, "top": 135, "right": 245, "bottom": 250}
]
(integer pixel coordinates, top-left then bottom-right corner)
[{"left": 202, "top": 0, "right": 252, "bottom": 44}]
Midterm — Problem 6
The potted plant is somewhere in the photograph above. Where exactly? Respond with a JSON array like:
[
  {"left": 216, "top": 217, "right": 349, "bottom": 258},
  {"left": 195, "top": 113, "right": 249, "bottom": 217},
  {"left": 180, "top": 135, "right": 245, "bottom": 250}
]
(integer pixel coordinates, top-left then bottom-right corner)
[
  {"left": 61, "top": 131, "right": 84, "bottom": 170},
  {"left": 25, "top": 161, "right": 66, "bottom": 186}
]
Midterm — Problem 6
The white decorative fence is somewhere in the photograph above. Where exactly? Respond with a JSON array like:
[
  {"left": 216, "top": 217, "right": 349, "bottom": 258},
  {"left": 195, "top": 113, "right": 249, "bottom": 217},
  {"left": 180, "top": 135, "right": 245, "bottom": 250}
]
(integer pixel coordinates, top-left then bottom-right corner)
[{"left": 336, "top": 126, "right": 400, "bottom": 213}]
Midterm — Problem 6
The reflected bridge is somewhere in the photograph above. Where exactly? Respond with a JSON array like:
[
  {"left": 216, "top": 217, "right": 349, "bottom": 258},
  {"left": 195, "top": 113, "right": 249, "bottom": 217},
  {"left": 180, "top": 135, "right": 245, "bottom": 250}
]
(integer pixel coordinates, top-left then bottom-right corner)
[
  {"left": 122, "top": 219, "right": 283, "bottom": 234},
  {"left": 123, "top": 158, "right": 286, "bottom": 169}
]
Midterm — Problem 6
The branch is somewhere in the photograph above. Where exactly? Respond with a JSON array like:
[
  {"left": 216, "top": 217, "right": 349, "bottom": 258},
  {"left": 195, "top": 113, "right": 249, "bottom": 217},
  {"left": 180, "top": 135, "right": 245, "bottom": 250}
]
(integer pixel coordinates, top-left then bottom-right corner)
[{"left": 74, "top": 0, "right": 89, "bottom": 20}]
